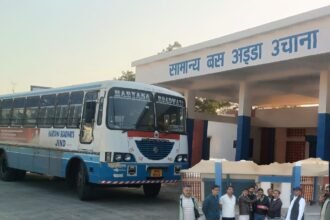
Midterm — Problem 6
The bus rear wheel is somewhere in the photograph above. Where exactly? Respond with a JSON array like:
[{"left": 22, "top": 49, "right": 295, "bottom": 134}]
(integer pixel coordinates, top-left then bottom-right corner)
[
  {"left": 76, "top": 162, "right": 93, "bottom": 201},
  {"left": 143, "top": 183, "right": 161, "bottom": 198},
  {"left": 0, "top": 154, "right": 19, "bottom": 181}
]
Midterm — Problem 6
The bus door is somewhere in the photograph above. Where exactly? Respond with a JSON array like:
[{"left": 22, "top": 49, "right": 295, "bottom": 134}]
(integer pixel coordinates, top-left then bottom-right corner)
[{"left": 79, "top": 91, "right": 99, "bottom": 146}]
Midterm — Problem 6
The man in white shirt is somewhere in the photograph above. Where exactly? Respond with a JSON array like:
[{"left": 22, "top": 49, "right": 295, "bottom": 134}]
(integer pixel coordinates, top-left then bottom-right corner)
[
  {"left": 180, "top": 185, "right": 199, "bottom": 220},
  {"left": 220, "top": 186, "right": 236, "bottom": 220},
  {"left": 285, "top": 187, "right": 306, "bottom": 220}
]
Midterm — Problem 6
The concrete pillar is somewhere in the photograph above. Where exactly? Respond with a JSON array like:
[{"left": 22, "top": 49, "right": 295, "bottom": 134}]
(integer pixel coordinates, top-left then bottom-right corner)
[
  {"left": 184, "top": 90, "right": 196, "bottom": 117},
  {"left": 317, "top": 71, "right": 330, "bottom": 161},
  {"left": 280, "top": 183, "right": 291, "bottom": 208},
  {"left": 236, "top": 82, "right": 252, "bottom": 161},
  {"left": 215, "top": 162, "right": 222, "bottom": 196},
  {"left": 292, "top": 162, "right": 302, "bottom": 189},
  {"left": 275, "top": 128, "right": 286, "bottom": 163}
]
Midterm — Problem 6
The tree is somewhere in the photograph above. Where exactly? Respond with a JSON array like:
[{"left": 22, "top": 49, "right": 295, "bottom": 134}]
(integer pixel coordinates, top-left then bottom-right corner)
[
  {"left": 160, "top": 41, "right": 182, "bottom": 53},
  {"left": 114, "top": 70, "right": 135, "bottom": 81},
  {"left": 194, "top": 97, "right": 232, "bottom": 114}
]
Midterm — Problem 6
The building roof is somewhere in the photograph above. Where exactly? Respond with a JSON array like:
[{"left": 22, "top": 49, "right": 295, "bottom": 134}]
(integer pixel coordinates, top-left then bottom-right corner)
[{"left": 132, "top": 6, "right": 330, "bottom": 66}]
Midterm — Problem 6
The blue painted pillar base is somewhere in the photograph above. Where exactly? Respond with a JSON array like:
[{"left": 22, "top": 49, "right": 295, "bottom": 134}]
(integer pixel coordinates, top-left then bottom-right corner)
[
  {"left": 215, "top": 162, "right": 222, "bottom": 196},
  {"left": 292, "top": 165, "right": 302, "bottom": 189},
  {"left": 235, "top": 116, "right": 251, "bottom": 161},
  {"left": 316, "top": 113, "right": 330, "bottom": 161}
]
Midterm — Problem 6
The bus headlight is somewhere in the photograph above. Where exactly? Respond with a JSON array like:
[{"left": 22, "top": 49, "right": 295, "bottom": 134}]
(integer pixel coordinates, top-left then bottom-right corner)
[
  {"left": 113, "top": 153, "right": 136, "bottom": 162},
  {"left": 114, "top": 153, "right": 122, "bottom": 162},
  {"left": 124, "top": 154, "right": 132, "bottom": 161},
  {"left": 175, "top": 154, "right": 188, "bottom": 163}
]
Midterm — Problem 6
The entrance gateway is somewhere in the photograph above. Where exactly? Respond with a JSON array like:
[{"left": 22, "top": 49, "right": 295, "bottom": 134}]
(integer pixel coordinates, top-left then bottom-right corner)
[{"left": 132, "top": 6, "right": 330, "bottom": 170}]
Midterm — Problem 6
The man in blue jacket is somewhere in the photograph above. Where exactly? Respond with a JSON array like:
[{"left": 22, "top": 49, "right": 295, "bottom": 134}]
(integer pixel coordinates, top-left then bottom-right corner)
[{"left": 202, "top": 185, "right": 221, "bottom": 220}]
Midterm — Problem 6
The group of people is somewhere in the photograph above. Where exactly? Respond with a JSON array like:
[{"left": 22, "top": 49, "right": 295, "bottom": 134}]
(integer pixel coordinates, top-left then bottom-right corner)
[
  {"left": 179, "top": 184, "right": 306, "bottom": 220},
  {"left": 239, "top": 186, "right": 283, "bottom": 220}
]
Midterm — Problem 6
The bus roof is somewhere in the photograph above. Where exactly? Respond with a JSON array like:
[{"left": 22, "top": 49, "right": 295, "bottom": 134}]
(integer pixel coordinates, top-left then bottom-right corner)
[{"left": 0, "top": 80, "right": 183, "bottom": 99}]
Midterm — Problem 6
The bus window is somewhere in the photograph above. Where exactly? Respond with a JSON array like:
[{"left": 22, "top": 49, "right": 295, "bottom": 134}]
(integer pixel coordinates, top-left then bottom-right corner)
[
  {"left": 155, "top": 94, "right": 186, "bottom": 133},
  {"left": 108, "top": 88, "right": 154, "bottom": 131},
  {"left": 54, "top": 93, "right": 69, "bottom": 128},
  {"left": 67, "top": 91, "right": 84, "bottom": 128},
  {"left": 0, "top": 99, "right": 12, "bottom": 127},
  {"left": 97, "top": 97, "right": 104, "bottom": 125},
  {"left": 11, "top": 98, "right": 26, "bottom": 127},
  {"left": 80, "top": 91, "right": 98, "bottom": 143},
  {"left": 38, "top": 94, "right": 56, "bottom": 128},
  {"left": 24, "top": 96, "right": 40, "bottom": 127}
]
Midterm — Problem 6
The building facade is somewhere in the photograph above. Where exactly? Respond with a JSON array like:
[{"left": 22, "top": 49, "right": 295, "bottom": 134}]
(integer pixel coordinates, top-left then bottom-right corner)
[{"left": 132, "top": 6, "right": 330, "bottom": 167}]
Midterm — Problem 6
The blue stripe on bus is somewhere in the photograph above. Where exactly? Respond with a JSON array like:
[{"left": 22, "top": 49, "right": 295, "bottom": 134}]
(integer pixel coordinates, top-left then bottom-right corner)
[{"left": 0, "top": 144, "right": 188, "bottom": 184}]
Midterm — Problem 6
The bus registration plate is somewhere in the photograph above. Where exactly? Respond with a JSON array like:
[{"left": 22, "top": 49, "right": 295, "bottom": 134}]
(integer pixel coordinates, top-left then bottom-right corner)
[{"left": 150, "top": 169, "right": 163, "bottom": 177}]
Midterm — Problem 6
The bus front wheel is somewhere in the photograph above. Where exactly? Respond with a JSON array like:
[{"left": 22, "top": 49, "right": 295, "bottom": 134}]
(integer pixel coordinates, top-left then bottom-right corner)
[
  {"left": 143, "top": 183, "right": 161, "bottom": 198},
  {"left": 76, "top": 162, "right": 93, "bottom": 201}
]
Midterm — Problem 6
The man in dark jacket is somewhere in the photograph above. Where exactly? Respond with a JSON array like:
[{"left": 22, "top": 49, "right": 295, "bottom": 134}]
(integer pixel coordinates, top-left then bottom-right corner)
[
  {"left": 267, "top": 188, "right": 274, "bottom": 203},
  {"left": 248, "top": 186, "right": 257, "bottom": 219},
  {"left": 239, "top": 188, "right": 257, "bottom": 220},
  {"left": 254, "top": 188, "right": 269, "bottom": 220},
  {"left": 268, "top": 189, "right": 282, "bottom": 220},
  {"left": 203, "top": 185, "right": 221, "bottom": 220}
]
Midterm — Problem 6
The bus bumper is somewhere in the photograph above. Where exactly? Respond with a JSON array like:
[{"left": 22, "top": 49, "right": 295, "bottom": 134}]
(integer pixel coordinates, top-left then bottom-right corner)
[{"left": 88, "top": 162, "right": 189, "bottom": 185}]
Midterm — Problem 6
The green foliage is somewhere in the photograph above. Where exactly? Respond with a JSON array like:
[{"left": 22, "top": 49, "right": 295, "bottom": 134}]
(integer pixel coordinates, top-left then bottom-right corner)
[
  {"left": 114, "top": 70, "right": 135, "bottom": 81},
  {"left": 195, "top": 97, "right": 231, "bottom": 114}
]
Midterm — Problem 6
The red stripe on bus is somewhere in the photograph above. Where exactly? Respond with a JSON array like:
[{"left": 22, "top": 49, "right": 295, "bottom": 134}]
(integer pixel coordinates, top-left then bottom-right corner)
[{"left": 127, "top": 131, "right": 180, "bottom": 140}]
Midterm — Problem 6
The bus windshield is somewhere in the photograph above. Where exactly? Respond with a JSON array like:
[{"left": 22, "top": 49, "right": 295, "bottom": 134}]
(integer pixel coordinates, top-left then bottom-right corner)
[
  {"left": 108, "top": 88, "right": 154, "bottom": 131},
  {"left": 155, "top": 94, "right": 186, "bottom": 133},
  {"left": 107, "top": 88, "right": 186, "bottom": 133}
]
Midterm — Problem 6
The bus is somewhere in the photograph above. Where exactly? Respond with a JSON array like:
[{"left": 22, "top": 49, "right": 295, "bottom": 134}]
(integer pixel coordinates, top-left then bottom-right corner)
[{"left": 0, "top": 80, "right": 188, "bottom": 200}]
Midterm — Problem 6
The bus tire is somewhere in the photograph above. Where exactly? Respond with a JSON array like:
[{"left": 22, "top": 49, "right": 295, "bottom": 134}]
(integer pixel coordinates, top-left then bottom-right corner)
[
  {"left": 76, "top": 162, "right": 93, "bottom": 201},
  {"left": 0, "top": 153, "right": 17, "bottom": 181},
  {"left": 143, "top": 183, "right": 161, "bottom": 198},
  {"left": 15, "top": 170, "right": 26, "bottom": 181}
]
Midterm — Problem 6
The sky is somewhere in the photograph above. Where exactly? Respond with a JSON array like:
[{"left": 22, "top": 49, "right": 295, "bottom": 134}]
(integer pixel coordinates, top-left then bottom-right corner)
[{"left": 0, "top": 0, "right": 329, "bottom": 94}]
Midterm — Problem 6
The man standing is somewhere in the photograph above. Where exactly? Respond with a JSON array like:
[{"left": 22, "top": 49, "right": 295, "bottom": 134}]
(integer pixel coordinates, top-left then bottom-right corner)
[
  {"left": 268, "top": 190, "right": 282, "bottom": 220},
  {"left": 239, "top": 188, "right": 257, "bottom": 220},
  {"left": 254, "top": 188, "right": 269, "bottom": 220},
  {"left": 220, "top": 186, "right": 236, "bottom": 220},
  {"left": 267, "top": 188, "right": 274, "bottom": 203},
  {"left": 285, "top": 187, "right": 306, "bottom": 220},
  {"left": 179, "top": 185, "right": 200, "bottom": 220},
  {"left": 248, "top": 186, "right": 257, "bottom": 220},
  {"left": 203, "top": 185, "right": 221, "bottom": 220},
  {"left": 319, "top": 185, "right": 329, "bottom": 208}
]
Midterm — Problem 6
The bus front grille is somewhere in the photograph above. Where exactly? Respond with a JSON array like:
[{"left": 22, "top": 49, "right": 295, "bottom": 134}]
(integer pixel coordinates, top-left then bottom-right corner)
[{"left": 135, "top": 139, "right": 174, "bottom": 160}]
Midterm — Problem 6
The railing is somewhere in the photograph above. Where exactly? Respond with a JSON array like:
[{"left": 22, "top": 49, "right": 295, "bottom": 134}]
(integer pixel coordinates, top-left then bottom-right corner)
[
  {"left": 181, "top": 172, "right": 202, "bottom": 202},
  {"left": 301, "top": 176, "right": 314, "bottom": 203}
]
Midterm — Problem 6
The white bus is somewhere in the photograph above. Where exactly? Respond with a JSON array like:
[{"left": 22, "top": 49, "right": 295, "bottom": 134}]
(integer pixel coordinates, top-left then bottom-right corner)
[{"left": 0, "top": 80, "right": 188, "bottom": 200}]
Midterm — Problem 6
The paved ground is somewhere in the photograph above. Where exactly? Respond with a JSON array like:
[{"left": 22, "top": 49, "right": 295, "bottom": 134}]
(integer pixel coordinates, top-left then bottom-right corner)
[
  {"left": 0, "top": 174, "right": 181, "bottom": 220},
  {"left": 0, "top": 174, "right": 323, "bottom": 220}
]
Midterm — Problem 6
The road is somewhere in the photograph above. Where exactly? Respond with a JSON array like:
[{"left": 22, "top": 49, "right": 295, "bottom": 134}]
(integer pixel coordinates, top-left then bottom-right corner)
[
  {"left": 0, "top": 174, "right": 321, "bottom": 220},
  {"left": 0, "top": 174, "right": 180, "bottom": 220}
]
